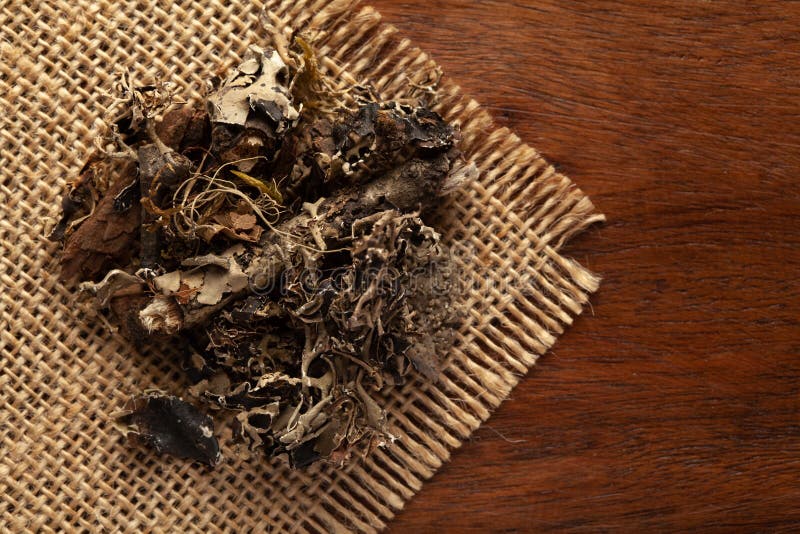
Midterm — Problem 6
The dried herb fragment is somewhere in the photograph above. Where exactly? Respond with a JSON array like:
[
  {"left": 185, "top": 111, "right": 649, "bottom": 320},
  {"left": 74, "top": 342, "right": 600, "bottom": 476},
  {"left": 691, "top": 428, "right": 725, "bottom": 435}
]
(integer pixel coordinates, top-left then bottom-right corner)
[
  {"left": 116, "top": 393, "right": 221, "bottom": 466},
  {"left": 53, "top": 16, "right": 477, "bottom": 469},
  {"left": 56, "top": 159, "right": 141, "bottom": 282}
]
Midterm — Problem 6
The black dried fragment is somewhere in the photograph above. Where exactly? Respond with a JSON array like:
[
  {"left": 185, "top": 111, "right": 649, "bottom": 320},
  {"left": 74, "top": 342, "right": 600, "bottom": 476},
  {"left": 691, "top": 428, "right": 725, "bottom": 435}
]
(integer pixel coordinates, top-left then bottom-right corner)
[
  {"left": 117, "top": 393, "right": 221, "bottom": 466},
  {"left": 113, "top": 178, "right": 140, "bottom": 213}
]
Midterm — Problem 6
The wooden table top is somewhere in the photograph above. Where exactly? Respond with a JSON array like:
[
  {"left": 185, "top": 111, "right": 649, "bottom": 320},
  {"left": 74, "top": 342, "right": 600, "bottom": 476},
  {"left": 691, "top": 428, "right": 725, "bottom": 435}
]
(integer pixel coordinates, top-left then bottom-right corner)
[{"left": 368, "top": 1, "right": 800, "bottom": 531}]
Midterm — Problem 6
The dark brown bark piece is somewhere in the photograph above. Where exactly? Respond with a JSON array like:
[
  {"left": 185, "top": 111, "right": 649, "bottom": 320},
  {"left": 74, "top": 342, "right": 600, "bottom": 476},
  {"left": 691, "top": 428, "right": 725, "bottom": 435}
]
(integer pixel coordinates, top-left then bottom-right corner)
[
  {"left": 156, "top": 105, "right": 211, "bottom": 153},
  {"left": 60, "top": 160, "right": 141, "bottom": 282}
]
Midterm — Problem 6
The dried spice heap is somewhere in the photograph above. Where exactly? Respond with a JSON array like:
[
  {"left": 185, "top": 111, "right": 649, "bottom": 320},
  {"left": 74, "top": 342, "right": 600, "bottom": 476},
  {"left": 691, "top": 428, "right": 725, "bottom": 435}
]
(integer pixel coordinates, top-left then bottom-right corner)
[{"left": 51, "top": 21, "right": 475, "bottom": 468}]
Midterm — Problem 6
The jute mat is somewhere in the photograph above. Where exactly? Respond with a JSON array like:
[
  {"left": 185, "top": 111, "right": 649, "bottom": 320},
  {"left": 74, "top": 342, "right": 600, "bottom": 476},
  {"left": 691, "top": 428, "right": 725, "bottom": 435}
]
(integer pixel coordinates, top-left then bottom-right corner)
[{"left": 0, "top": 0, "right": 605, "bottom": 531}]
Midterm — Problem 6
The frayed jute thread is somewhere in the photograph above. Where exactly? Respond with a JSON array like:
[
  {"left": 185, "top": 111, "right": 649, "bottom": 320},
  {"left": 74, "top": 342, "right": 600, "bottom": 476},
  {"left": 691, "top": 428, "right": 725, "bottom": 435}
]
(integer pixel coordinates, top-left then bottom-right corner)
[{"left": 0, "top": 0, "right": 604, "bottom": 532}]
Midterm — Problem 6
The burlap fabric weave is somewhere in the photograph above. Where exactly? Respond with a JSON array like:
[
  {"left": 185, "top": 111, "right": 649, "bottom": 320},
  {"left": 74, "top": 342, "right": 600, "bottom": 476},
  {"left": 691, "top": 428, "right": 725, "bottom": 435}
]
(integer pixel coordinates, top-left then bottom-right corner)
[{"left": 0, "top": 0, "right": 604, "bottom": 531}]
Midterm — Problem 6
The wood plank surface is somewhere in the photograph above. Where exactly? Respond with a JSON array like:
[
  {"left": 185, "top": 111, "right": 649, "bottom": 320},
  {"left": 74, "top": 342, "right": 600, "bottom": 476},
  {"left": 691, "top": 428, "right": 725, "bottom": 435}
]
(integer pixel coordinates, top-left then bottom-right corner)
[{"left": 367, "top": 1, "right": 800, "bottom": 531}]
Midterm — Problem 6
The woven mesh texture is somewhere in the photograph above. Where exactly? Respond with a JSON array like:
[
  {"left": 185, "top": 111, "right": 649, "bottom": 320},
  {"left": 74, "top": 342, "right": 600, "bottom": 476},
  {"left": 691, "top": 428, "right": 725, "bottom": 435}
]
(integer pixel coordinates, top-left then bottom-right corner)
[{"left": 0, "top": 0, "right": 604, "bottom": 531}]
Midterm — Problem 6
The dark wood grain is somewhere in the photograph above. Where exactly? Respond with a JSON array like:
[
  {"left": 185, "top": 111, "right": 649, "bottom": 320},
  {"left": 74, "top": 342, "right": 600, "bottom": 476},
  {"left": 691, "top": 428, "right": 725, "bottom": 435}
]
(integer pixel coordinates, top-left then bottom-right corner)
[{"left": 366, "top": 1, "right": 800, "bottom": 532}]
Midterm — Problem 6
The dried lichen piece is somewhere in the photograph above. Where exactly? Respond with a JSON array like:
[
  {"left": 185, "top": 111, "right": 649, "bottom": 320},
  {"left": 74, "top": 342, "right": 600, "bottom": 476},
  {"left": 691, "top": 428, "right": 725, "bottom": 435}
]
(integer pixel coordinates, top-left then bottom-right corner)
[
  {"left": 131, "top": 153, "right": 456, "bottom": 336},
  {"left": 277, "top": 102, "right": 461, "bottom": 202},
  {"left": 183, "top": 207, "right": 459, "bottom": 466},
  {"left": 115, "top": 393, "right": 220, "bottom": 466},
  {"left": 109, "top": 72, "right": 175, "bottom": 136},
  {"left": 152, "top": 245, "right": 249, "bottom": 307},
  {"left": 79, "top": 269, "right": 144, "bottom": 306},
  {"left": 207, "top": 45, "right": 301, "bottom": 172},
  {"left": 207, "top": 46, "right": 299, "bottom": 129}
]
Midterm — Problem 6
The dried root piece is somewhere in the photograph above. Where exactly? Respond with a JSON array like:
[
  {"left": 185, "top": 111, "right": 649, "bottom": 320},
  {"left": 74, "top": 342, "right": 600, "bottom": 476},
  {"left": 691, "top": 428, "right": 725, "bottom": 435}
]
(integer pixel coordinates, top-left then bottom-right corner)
[
  {"left": 115, "top": 393, "right": 221, "bottom": 466},
  {"left": 52, "top": 14, "right": 476, "bottom": 469}
]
